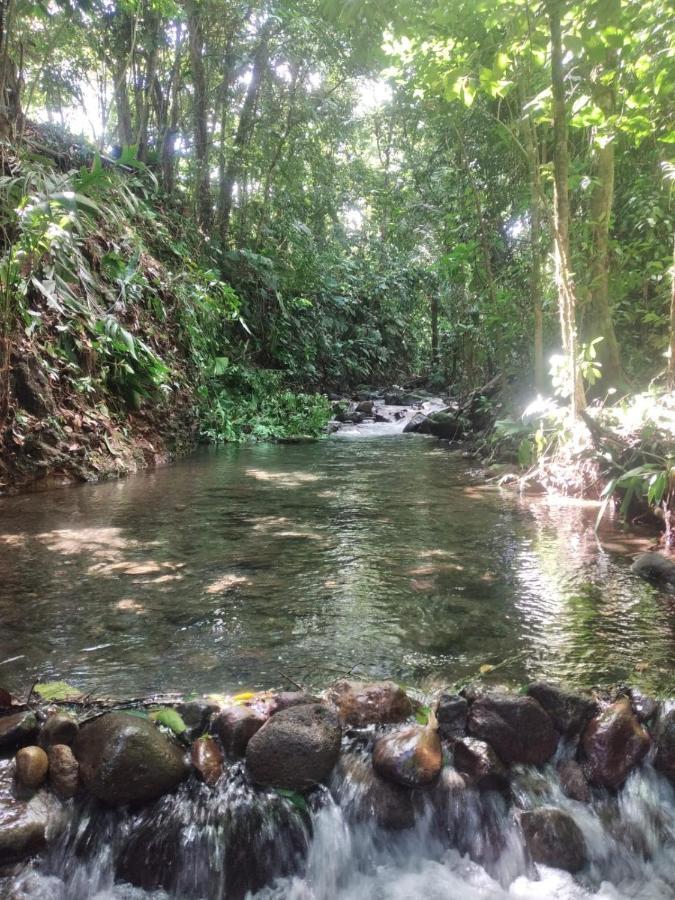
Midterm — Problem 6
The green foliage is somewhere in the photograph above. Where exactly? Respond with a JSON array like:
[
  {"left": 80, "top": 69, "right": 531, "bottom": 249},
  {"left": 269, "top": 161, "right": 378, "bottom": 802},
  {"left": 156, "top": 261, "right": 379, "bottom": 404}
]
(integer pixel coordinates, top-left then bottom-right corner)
[
  {"left": 34, "top": 681, "right": 80, "bottom": 700},
  {"left": 149, "top": 707, "right": 188, "bottom": 736}
]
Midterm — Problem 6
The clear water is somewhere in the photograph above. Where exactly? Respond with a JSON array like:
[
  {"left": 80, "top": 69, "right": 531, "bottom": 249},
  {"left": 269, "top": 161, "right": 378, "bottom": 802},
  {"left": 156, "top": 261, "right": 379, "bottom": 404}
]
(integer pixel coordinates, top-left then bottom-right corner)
[{"left": 0, "top": 432, "right": 673, "bottom": 698}]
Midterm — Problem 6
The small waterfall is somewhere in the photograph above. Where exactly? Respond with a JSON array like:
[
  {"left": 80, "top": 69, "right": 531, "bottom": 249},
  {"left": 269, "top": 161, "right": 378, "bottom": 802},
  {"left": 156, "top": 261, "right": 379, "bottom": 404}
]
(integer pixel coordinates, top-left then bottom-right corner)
[{"left": 6, "top": 745, "right": 675, "bottom": 900}]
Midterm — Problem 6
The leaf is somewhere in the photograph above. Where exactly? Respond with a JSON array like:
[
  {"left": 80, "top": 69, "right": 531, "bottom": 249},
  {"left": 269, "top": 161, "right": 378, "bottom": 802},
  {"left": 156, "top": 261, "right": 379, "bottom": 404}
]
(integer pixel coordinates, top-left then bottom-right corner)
[
  {"left": 34, "top": 681, "right": 80, "bottom": 701},
  {"left": 479, "top": 664, "right": 495, "bottom": 674},
  {"left": 275, "top": 788, "right": 309, "bottom": 814},
  {"left": 232, "top": 691, "right": 255, "bottom": 704},
  {"left": 149, "top": 707, "right": 188, "bottom": 735},
  {"left": 415, "top": 705, "right": 431, "bottom": 725}
]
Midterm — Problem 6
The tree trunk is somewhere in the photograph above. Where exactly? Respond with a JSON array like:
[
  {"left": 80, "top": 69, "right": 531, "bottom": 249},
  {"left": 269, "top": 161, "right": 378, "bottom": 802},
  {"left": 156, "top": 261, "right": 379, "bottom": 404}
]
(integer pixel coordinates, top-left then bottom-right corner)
[
  {"left": 583, "top": 0, "right": 622, "bottom": 388},
  {"left": 113, "top": 60, "right": 133, "bottom": 147},
  {"left": 186, "top": 0, "right": 211, "bottom": 230},
  {"left": 547, "top": 0, "right": 586, "bottom": 416},
  {"left": 135, "top": 12, "right": 161, "bottom": 162},
  {"left": 431, "top": 293, "right": 439, "bottom": 368},
  {"left": 668, "top": 235, "right": 675, "bottom": 389},
  {"left": 159, "top": 25, "right": 183, "bottom": 195}
]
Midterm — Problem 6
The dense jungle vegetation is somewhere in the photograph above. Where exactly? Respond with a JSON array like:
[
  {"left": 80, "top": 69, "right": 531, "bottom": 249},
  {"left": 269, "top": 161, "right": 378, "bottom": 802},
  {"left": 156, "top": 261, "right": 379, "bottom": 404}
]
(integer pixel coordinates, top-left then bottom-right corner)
[{"left": 0, "top": 0, "right": 673, "bottom": 521}]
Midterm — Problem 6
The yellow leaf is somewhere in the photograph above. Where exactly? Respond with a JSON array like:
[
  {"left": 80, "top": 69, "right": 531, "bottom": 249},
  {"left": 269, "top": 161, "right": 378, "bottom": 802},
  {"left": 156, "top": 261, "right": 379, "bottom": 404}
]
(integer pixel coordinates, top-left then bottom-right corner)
[
  {"left": 479, "top": 664, "right": 495, "bottom": 674},
  {"left": 232, "top": 691, "right": 255, "bottom": 703}
]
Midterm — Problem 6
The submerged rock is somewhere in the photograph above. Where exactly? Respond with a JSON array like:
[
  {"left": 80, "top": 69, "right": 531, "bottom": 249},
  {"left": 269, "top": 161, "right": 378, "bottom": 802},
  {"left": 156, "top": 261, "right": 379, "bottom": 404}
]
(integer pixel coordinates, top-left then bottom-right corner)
[
  {"left": 336, "top": 754, "right": 415, "bottom": 830},
  {"left": 326, "top": 680, "right": 413, "bottom": 727},
  {"left": 246, "top": 704, "right": 341, "bottom": 792},
  {"left": 654, "top": 709, "right": 675, "bottom": 784},
  {"left": 74, "top": 712, "right": 188, "bottom": 806},
  {"left": 212, "top": 706, "right": 265, "bottom": 757},
  {"left": 0, "top": 761, "right": 63, "bottom": 864},
  {"left": 175, "top": 699, "right": 218, "bottom": 737},
  {"left": 631, "top": 551, "right": 675, "bottom": 589},
  {"left": 558, "top": 760, "right": 591, "bottom": 803},
  {"left": 372, "top": 714, "right": 442, "bottom": 788},
  {"left": 520, "top": 806, "right": 587, "bottom": 873},
  {"left": 436, "top": 693, "right": 468, "bottom": 742},
  {"left": 453, "top": 738, "right": 508, "bottom": 792},
  {"left": 0, "top": 712, "right": 38, "bottom": 752},
  {"left": 14, "top": 747, "right": 49, "bottom": 795},
  {"left": 581, "top": 698, "right": 650, "bottom": 789},
  {"left": 467, "top": 693, "right": 557, "bottom": 765},
  {"left": 526, "top": 682, "right": 597, "bottom": 737},
  {"left": 191, "top": 736, "right": 224, "bottom": 786},
  {"left": 39, "top": 713, "right": 79, "bottom": 748},
  {"left": 48, "top": 744, "right": 79, "bottom": 799}
]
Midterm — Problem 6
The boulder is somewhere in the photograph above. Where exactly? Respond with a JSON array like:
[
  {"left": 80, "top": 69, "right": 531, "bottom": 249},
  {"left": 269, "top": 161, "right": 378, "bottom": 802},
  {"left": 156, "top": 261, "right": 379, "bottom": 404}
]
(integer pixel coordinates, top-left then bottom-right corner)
[
  {"left": 631, "top": 551, "right": 675, "bottom": 590},
  {"left": 73, "top": 712, "right": 188, "bottom": 806},
  {"left": 212, "top": 706, "right": 265, "bottom": 757},
  {"left": 627, "top": 687, "right": 659, "bottom": 724},
  {"left": 402, "top": 412, "right": 426, "bottom": 433},
  {"left": 418, "top": 410, "right": 457, "bottom": 440},
  {"left": 581, "top": 698, "right": 650, "bottom": 789},
  {"left": 0, "top": 712, "right": 38, "bottom": 752},
  {"left": 0, "top": 761, "right": 63, "bottom": 864},
  {"left": 654, "top": 709, "right": 675, "bottom": 784},
  {"left": 437, "top": 694, "right": 468, "bottom": 742},
  {"left": 558, "top": 760, "right": 590, "bottom": 803},
  {"left": 39, "top": 713, "right": 78, "bottom": 748},
  {"left": 326, "top": 680, "right": 413, "bottom": 727},
  {"left": 520, "top": 807, "right": 587, "bottom": 873},
  {"left": 336, "top": 754, "right": 414, "bottom": 830},
  {"left": 266, "top": 692, "right": 320, "bottom": 717},
  {"left": 175, "top": 699, "right": 218, "bottom": 737},
  {"left": 191, "top": 737, "right": 224, "bottom": 786},
  {"left": 453, "top": 738, "right": 508, "bottom": 792},
  {"left": 467, "top": 693, "right": 557, "bottom": 765},
  {"left": 246, "top": 704, "right": 341, "bottom": 792},
  {"left": 47, "top": 744, "right": 79, "bottom": 799},
  {"left": 372, "top": 719, "right": 442, "bottom": 788},
  {"left": 526, "top": 683, "right": 597, "bottom": 737},
  {"left": 14, "top": 747, "right": 49, "bottom": 795},
  {"left": 355, "top": 400, "right": 374, "bottom": 415}
]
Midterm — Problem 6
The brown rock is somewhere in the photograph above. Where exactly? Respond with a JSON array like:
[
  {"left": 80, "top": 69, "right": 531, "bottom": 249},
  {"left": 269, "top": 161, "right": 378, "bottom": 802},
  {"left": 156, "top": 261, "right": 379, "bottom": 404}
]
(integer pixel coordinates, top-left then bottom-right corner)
[
  {"left": 326, "top": 681, "right": 413, "bottom": 727},
  {"left": 191, "top": 737, "right": 224, "bottom": 786},
  {"left": 467, "top": 693, "right": 557, "bottom": 765},
  {"left": 581, "top": 698, "right": 650, "bottom": 789},
  {"left": 48, "top": 744, "right": 79, "bottom": 800},
  {"left": 39, "top": 713, "right": 79, "bottom": 748},
  {"left": 654, "top": 709, "right": 675, "bottom": 784},
  {"left": 0, "top": 712, "right": 38, "bottom": 752},
  {"left": 526, "top": 683, "right": 597, "bottom": 737},
  {"left": 372, "top": 721, "right": 442, "bottom": 788},
  {"left": 520, "top": 807, "right": 587, "bottom": 873},
  {"left": 14, "top": 747, "right": 49, "bottom": 794},
  {"left": 212, "top": 706, "right": 265, "bottom": 757},
  {"left": 436, "top": 694, "right": 468, "bottom": 742},
  {"left": 558, "top": 760, "right": 590, "bottom": 803},
  {"left": 335, "top": 754, "right": 415, "bottom": 830},
  {"left": 453, "top": 737, "right": 508, "bottom": 791}
]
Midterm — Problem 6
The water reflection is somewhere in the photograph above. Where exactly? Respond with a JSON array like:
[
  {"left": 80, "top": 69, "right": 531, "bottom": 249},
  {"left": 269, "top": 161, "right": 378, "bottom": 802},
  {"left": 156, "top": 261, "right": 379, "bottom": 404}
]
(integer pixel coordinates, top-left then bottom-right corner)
[{"left": 0, "top": 437, "right": 673, "bottom": 697}]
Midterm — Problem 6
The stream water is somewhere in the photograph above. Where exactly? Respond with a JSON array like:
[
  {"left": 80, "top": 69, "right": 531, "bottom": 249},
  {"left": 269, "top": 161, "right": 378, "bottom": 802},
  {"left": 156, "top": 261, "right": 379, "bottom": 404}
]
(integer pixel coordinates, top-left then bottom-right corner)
[{"left": 1, "top": 429, "right": 675, "bottom": 899}]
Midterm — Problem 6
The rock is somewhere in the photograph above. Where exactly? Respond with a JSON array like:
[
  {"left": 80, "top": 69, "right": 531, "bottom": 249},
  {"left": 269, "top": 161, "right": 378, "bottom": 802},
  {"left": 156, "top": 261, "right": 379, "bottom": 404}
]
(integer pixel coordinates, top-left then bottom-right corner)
[
  {"left": 39, "top": 713, "right": 78, "bottom": 748},
  {"left": 326, "top": 680, "right": 413, "bottom": 727},
  {"left": 526, "top": 683, "right": 597, "bottom": 738},
  {"left": 453, "top": 738, "right": 508, "bottom": 792},
  {"left": 11, "top": 356, "right": 56, "bottom": 417},
  {"left": 437, "top": 694, "right": 468, "bottom": 742},
  {"left": 372, "top": 718, "right": 442, "bottom": 788},
  {"left": 14, "top": 747, "right": 49, "bottom": 795},
  {"left": 355, "top": 400, "right": 374, "bottom": 415},
  {"left": 418, "top": 410, "right": 457, "bottom": 440},
  {"left": 47, "top": 744, "right": 79, "bottom": 799},
  {"left": 627, "top": 687, "right": 659, "bottom": 723},
  {"left": 467, "top": 693, "right": 557, "bottom": 765},
  {"left": 520, "top": 807, "right": 587, "bottom": 873},
  {"left": 403, "top": 412, "right": 426, "bottom": 433},
  {"left": 246, "top": 704, "right": 341, "bottom": 792},
  {"left": 0, "top": 712, "right": 38, "bottom": 752},
  {"left": 0, "top": 760, "right": 63, "bottom": 864},
  {"left": 175, "top": 699, "right": 218, "bottom": 737},
  {"left": 0, "top": 689, "right": 12, "bottom": 709},
  {"left": 558, "top": 760, "right": 591, "bottom": 803},
  {"left": 654, "top": 709, "right": 675, "bottom": 784},
  {"left": 336, "top": 754, "right": 414, "bottom": 830},
  {"left": 73, "top": 712, "right": 188, "bottom": 806},
  {"left": 266, "top": 692, "right": 320, "bottom": 717},
  {"left": 212, "top": 706, "right": 265, "bottom": 757},
  {"left": 581, "top": 698, "right": 650, "bottom": 789},
  {"left": 374, "top": 411, "right": 393, "bottom": 423},
  {"left": 631, "top": 551, "right": 675, "bottom": 590},
  {"left": 191, "top": 737, "right": 224, "bottom": 786}
]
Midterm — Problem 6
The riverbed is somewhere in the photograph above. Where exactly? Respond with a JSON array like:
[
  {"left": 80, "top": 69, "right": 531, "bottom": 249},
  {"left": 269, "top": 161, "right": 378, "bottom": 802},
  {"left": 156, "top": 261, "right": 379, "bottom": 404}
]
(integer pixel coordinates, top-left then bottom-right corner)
[{"left": 1, "top": 431, "right": 673, "bottom": 698}]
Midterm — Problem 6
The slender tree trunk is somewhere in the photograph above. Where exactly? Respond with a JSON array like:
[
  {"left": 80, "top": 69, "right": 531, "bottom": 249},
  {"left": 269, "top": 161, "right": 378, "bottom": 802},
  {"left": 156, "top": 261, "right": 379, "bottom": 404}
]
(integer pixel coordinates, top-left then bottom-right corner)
[
  {"left": 135, "top": 13, "right": 160, "bottom": 162},
  {"left": 547, "top": 0, "right": 586, "bottom": 416},
  {"left": 430, "top": 293, "right": 439, "bottom": 368},
  {"left": 584, "top": 0, "right": 622, "bottom": 388},
  {"left": 186, "top": 0, "right": 211, "bottom": 230},
  {"left": 113, "top": 60, "right": 133, "bottom": 146},
  {"left": 159, "top": 25, "right": 183, "bottom": 195},
  {"left": 668, "top": 235, "right": 675, "bottom": 389}
]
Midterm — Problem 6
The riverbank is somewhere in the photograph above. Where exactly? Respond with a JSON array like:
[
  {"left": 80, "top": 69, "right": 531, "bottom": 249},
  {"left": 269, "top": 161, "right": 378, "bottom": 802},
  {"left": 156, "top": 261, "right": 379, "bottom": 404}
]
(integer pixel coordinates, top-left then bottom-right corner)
[{"left": 1, "top": 677, "right": 674, "bottom": 898}]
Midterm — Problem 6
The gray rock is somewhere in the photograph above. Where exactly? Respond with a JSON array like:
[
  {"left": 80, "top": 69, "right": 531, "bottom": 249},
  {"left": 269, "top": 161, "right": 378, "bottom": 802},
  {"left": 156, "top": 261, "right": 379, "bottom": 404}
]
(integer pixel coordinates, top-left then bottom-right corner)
[
  {"left": 627, "top": 687, "right": 659, "bottom": 724},
  {"left": 468, "top": 693, "right": 557, "bottom": 765},
  {"left": 558, "top": 760, "right": 591, "bottom": 803},
  {"left": 73, "top": 712, "right": 188, "bottom": 806},
  {"left": 437, "top": 694, "right": 468, "bottom": 742},
  {"left": 582, "top": 698, "right": 650, "bottom": 789},
  {"left": 246, "top": 704, "right": 341, "bottom": 792},
  {"left": 631, "top": 552, "right": 675, "bottom": 590},
  {"left": 402, "top": 412, "right": 426, "bottom": 433},
  {"left": 175, "top": 699, "right": 218, "bottom": 737},
  {"left": 520, "top": 807, "right": 587, "bottom": 873},
  {"left": 267, "top": 692, "right": 320, "bottom": 716},
  {"left": 0, "top": 712, "right": 38, "bottom": 752},
  {"left": 526, "top": 682, "right": 597, "bottom": 737}
]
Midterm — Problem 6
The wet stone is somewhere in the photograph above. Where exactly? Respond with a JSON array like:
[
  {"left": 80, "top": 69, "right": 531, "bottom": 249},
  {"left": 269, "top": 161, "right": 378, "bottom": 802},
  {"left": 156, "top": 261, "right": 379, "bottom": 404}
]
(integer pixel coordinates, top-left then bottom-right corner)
[
  {"left": 39, "top": 713, "right": 78, "bottom": 748},
  {"left": 14, "top": 747, "right": 48, "bottom": 796},
  {"left": 558, "top": 760, "right": 591, "bottom": 803},
  {"left": 0, "top": 713, "right": 38, "bottom": 753},
  {"left": 326, "top": 680, "right": 413, "bottom": 727},
  {"left": 372, "top": 723, "right": 442, "bottom": 788},
  {"left": 335, "top": 754, "right": 415, "bottom": 831},
  {"left": 468, "top": 693, "right": 557, "bottom": 765},
  {"left": 47, "top": 744, "right": 79, "bottom": 800},
  {"left": 453, "top": 737, "right": 508, "bottom": 792},
  {"left": 437, "top": 694, "right": 468, "bottom": 742},
  {"left": 655, "top": 709, "right": 675, "bottom": 784},
  {"left": 175, "top": 699, "right": 218, "bottom": 737},
  {"left": 212, "top": 706, "right": 265, "bottom": 757},
  {"left": 526, "top": 682, "right": 597, "bottom": 737},
  {"left": 582, "top": 698, "right": 650, "bottom": 789},
  {"left": 627, "top": 687, "right": 659, "bottom": 724},
  {"left": 191, "top": 737, "right": 224, "bottom": 786},
  {"left": 520, "top": 806, "right": 587, "bottom": 873}
]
